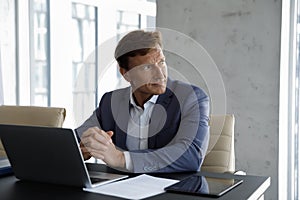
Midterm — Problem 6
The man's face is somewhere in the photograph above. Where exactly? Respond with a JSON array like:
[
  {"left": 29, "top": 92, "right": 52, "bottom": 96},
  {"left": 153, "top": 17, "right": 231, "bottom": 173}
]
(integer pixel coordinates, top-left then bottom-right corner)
[{"left": 123, "top": 47, "right": 168, "bottom": 95}]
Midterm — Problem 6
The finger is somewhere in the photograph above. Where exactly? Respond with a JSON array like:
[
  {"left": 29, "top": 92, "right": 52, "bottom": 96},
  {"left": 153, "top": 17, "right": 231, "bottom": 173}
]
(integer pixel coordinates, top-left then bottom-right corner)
[
  {"left": 89, "top": 151, "right": 104, "bottom": 160},
  {"left": 80, "top": 145, "right": 90, "bottom": 153},
  {"left": 82, "top": 127, "right": 112, "bottom": 143},
  {"left": 88, "top": 147, "right": 112, "bottom": 159},
  {"left": 107, "top": 131, "right": 113, "bottom": 137},
  {"left": 84, "top": 128, "right": 112, "bottom": 143},
  {"left": 81, "top": 129, "right": 110, "bottom": 146},
  {"left": 92, "top": 130, "right": 112, "bottom": 145},
  {"left": 80, "top": 129, "right": 97, "bottom": 143},
  {"left": 84, "top": 139, "right": 109, "bottom": 152},
  {"left": 106, "top": 131, "right": 114, "bottom": 143}
]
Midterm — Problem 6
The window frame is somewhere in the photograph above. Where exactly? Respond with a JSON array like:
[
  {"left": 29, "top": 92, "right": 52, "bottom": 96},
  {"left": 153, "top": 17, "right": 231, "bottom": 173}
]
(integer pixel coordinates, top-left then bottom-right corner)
[{"left": 279, "top": 0, "right": 299, "bottom": 199}]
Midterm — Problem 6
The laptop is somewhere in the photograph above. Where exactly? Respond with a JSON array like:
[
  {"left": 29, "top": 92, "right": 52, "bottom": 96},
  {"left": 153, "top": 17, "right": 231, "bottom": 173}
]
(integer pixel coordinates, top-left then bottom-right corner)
[{"left": 0, "top": 124, "right": 128, "bottom": 188}]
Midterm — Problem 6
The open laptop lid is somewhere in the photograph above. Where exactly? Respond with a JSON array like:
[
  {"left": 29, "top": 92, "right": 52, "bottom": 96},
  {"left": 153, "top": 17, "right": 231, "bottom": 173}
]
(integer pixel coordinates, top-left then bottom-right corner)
[{"left": 0, "top": 124, "right": 102, "bottom": 187}]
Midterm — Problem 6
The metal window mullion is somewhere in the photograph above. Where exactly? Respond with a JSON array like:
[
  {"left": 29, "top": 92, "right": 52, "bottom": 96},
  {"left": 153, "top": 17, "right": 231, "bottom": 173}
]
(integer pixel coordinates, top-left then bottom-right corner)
[
  {"left": 15, "top": 0, "right": 20, "bottom": 105},
  {"left": 289, "top": 0, "right": 299, "bottom": 199},
  {"left": 95, "top": 6, "right": 98, "bottom": 108},
  {"left": 28, "top": 0, "right": 35, "bottom": 105},
  {"left": 46, "top": 0, "right": 50, "bottom": 106}
]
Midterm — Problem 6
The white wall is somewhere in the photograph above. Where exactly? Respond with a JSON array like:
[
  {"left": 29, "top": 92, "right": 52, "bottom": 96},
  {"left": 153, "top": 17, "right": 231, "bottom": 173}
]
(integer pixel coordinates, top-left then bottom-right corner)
[{"left": 157, "top": 0, "right": 281, "bottom": 199}]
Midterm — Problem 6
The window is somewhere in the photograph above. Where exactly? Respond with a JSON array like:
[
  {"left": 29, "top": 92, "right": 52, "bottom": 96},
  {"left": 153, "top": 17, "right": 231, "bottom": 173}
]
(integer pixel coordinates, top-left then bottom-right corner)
[
  {"left": 116, "top": 10, "right": 141, "bottom": 41},
  {"left": 29, "top": 0, "right": 50, "bottom": 106},
  {"left": 72, "top": 2, "right": 98, "bottom": 124},
  {"left": 295, "top": 2, "right": 300, "bottom": 198},
  {"left": 1, "top": 0, "right": 156, "bottom": 128},
  {"left": 280, "top": 0, "right": 300, "bottom": 199},
  {"left": 0, "top": 0, "right": 16, "bottom": 105}
]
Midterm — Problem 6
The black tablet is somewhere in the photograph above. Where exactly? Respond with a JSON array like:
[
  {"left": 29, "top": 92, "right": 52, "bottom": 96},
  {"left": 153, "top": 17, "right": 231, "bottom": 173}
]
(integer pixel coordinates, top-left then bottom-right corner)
[{"left": 164, "top": 174, "right": 243, "bottom": 197}]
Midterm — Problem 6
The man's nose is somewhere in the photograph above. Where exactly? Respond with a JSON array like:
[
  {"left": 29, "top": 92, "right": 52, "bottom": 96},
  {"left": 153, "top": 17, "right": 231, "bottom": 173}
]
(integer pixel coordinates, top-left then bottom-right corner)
[{"left": 152, "top": 64, "right": 165, "bottom": 78}]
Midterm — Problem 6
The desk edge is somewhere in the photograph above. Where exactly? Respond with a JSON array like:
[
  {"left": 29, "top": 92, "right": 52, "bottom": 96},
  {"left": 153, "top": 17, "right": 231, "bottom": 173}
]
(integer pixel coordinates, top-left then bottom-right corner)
[{"left": 247, "top": 176, "right": 271, "bottom": 200}]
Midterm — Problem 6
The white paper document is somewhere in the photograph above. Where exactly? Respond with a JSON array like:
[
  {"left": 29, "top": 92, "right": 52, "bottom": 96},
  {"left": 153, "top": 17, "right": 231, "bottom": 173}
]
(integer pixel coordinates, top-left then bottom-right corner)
[{"left": 83, "top": 174, "right": 179, "bottom": 200}]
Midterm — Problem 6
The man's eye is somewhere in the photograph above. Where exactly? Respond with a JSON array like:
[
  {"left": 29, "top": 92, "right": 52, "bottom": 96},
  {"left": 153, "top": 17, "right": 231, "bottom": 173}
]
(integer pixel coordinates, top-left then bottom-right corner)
[
  {"left": 143, "top": 65, "right": 152, "bottom": 70},
  {"left": 159, "top": 61, "right": 166, "bottom": 65}
]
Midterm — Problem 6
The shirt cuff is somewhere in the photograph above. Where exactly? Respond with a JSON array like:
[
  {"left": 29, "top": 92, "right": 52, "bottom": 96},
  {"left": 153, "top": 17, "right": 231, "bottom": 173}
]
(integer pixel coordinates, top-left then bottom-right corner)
[{"left": 123, "top": 151, "right": 133, "bottom": 171}]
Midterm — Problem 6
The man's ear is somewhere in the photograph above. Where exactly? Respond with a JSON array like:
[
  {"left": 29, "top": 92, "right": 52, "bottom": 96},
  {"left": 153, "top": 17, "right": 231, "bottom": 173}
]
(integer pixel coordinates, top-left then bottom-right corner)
[{"left": 119, "top": 67, "right": 130, "bottom": 82}]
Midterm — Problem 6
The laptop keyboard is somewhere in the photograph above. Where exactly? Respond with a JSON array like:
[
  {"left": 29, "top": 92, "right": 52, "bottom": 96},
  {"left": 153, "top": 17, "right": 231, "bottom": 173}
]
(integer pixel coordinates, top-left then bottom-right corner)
[{"left": 90, "top": 177, "right": 109, "bottom": 184}]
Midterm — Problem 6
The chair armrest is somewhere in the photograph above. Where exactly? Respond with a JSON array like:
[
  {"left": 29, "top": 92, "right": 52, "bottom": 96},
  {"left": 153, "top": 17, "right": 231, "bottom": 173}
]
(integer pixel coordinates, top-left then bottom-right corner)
[{"left": 234, "top": 170, "right": 247, "bottom": 175}]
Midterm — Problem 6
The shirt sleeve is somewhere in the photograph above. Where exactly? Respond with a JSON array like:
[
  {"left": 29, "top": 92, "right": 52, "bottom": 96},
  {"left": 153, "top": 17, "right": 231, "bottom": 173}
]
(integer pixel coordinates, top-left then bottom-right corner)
[
  {"left": 123, "top": 151, "right": 134, "bottom": 171},
  {"left": 75, "top": 110, "right": 101, "bottom": 139}
]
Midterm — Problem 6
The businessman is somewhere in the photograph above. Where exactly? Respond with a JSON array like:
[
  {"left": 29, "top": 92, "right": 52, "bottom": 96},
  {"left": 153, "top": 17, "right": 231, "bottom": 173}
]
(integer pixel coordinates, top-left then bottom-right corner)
[{"left": 76, "top": 30, "right": 210, "bottom": 173}]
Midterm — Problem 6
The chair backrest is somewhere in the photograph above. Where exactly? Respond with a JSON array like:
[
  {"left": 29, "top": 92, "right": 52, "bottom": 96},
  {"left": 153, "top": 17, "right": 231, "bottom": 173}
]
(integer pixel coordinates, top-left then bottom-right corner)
[
  {"left": 0, "top": 105, "right": 66, "bottom": 157},
  {"left": 201, "top": 114, "right": 235, "bottom": 173}
]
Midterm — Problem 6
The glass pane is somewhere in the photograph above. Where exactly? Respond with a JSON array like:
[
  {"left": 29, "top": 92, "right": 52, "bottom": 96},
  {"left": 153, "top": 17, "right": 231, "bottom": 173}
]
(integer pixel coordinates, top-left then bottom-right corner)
[
  {"left": 30, "top": 0, "right": 49, "bottom": 106},
  {"left": 115, "top": 10, "right": 141, "bottom": 82},
  {"left": 0, "top": 0, "right": 16, "bottom": 105},
  {"left": 71, "top": 20, "right": 83, "bottom": 62},
  {"left": 121, "top": 12, "right": 140, "bottom": 26},
  {"left": 147, "top": 15, "right": 156, "bottom": 28},
  {"left": 88, "top": 6, "right": 95, "bottom": 19},
  {"left": 33, "top": 61, "right": 48, "bottom": 106},
  {"left": 72, "top": 2, "right": 97, "bottom": 124},
  {"left": 34, "top": 0, "right": 47, "bottom": 12},
  {"left": 82, "top": 20, "right": 95, "bottom": 59},
  {"left": 116, "top": 10, "right": 140, "bottom": 42},
  {"left": 75, "top": 3, "right": 86, "bottom": 19}
]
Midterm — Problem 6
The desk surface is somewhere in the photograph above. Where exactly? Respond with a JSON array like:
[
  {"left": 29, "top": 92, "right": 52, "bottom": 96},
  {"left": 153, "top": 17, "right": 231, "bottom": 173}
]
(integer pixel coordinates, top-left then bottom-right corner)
[{"left": 0, "top": 163, "right": 270, "bottom": 200}]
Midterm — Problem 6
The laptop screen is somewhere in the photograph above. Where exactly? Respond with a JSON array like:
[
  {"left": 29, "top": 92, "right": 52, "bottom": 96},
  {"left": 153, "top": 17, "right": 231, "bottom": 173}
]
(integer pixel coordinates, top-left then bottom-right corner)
[{"left": 0, "top": 124, "right": 128, "bottom": 187}]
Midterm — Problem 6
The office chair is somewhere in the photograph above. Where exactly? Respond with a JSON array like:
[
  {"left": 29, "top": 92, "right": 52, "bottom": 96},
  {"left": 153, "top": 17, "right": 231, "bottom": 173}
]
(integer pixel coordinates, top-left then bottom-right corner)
[
  {"left": 201, "top": 114, "right": 236, "bottom": 173},
  {"left": 0, "top": 105, "right": 66, "bottom": 157}
]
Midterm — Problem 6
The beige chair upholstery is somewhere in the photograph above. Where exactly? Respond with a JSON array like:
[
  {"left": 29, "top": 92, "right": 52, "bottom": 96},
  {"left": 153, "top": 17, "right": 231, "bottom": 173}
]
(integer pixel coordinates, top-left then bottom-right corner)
[
  {"left": 201, "top": 114, "right": 235, "bottom": 173},
  {"left": 0, "top": 105, "right": 66, "bottom": 157}
]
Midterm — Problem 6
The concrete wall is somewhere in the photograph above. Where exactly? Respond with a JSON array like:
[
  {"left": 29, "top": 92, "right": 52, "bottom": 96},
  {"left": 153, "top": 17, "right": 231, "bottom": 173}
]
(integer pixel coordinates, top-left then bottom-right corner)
[{"left": 156, "top": 0, "right": 281, "bottom": 199}]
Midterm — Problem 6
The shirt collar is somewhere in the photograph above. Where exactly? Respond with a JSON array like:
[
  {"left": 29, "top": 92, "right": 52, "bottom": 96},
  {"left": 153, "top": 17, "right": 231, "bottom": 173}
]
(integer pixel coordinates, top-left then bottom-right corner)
[{"left": 129, "top": 87, "right": 158, "bottom": 108}]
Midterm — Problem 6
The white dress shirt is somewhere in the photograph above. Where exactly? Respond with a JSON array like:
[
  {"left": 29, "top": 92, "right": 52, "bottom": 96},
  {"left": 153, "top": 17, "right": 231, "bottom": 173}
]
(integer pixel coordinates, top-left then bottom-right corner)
[{"left": 123, "top": 91, "right": 158, "bottom": 171}]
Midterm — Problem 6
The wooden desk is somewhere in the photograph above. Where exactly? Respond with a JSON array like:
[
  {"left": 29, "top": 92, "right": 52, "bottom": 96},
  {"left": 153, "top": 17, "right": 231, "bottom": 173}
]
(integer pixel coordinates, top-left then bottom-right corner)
[{"left": 0, "top": 163, "right": 270, "bottom": 200}]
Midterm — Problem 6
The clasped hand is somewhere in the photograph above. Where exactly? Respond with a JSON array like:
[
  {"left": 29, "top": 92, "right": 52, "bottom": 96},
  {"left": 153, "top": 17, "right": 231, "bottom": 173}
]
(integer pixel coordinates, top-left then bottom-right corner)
[{"left": 80, "top": 127, "right": 125, "bottom": 169}]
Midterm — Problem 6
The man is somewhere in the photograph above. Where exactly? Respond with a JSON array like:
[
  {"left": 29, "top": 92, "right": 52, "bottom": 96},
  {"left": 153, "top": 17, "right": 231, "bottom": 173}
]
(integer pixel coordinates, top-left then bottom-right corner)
[{"left": 76, "top": 30, "right": 210, "bottom": 173}]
